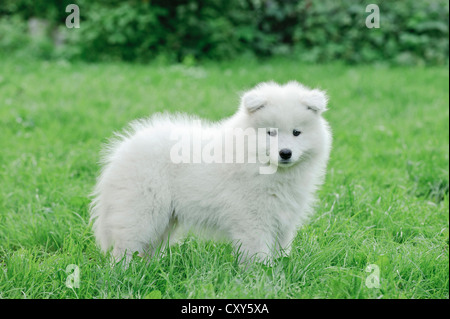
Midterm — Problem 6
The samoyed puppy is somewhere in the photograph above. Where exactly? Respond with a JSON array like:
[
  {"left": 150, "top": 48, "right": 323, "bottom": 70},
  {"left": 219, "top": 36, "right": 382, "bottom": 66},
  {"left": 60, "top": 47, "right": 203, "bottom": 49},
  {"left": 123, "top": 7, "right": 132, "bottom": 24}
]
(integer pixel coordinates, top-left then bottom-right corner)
[{"left": 90, "top": 81, "right": 332, "bottom": 264}]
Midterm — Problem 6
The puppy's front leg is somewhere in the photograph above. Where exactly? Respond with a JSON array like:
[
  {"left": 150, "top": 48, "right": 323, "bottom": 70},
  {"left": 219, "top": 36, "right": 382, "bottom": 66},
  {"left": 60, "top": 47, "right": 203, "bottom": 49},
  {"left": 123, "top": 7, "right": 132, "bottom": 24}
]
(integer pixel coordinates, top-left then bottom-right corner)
[
  {"left": 277, "top": 227, "right": 297, "bottom": 257},
  {"left": 231, "top": 230, "right": 276, "bottom": 265}
]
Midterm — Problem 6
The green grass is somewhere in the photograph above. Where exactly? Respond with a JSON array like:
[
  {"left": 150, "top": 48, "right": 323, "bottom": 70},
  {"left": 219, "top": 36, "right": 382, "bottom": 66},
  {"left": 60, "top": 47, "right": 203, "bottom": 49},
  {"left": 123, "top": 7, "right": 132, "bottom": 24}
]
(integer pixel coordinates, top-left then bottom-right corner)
[{"left": 0, "top": 57, "right": 448, "bottom": 299}]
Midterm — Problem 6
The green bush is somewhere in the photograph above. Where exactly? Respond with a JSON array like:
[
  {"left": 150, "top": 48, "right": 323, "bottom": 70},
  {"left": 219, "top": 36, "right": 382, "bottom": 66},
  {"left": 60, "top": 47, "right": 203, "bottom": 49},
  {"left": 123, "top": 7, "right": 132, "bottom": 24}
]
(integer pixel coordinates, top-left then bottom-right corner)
[
  {"left": 0, "top": 15, "right": 29, "bottom": 53},
  {"left": 0, "top": 0, "right": 448, "bottom": 64},
  {"left": 65, "top": 2, "right": 166, "bottom": 61}
]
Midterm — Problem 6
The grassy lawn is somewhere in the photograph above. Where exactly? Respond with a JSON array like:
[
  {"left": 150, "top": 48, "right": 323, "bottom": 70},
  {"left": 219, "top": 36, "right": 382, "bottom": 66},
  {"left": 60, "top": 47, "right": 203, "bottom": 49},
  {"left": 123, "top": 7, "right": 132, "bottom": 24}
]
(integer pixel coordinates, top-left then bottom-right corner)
[{"left": 0, "top": 57, "right": 448, "bottom": 299}]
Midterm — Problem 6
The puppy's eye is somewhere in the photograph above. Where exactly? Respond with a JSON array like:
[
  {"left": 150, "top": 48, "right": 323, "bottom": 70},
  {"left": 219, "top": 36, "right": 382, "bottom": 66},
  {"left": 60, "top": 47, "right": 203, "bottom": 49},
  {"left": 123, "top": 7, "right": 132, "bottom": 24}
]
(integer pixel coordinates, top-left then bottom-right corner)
[
  {"left": 267, "top": 129, "right": 277, "bottom": 137},
  {"left": 293, "top": 129, "right": 302, "bottom": 136}
]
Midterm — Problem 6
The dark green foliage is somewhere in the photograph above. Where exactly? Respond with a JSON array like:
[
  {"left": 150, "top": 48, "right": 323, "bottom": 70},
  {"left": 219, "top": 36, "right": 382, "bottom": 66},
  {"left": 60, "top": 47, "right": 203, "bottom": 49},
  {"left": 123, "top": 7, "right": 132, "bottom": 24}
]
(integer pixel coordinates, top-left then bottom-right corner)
[{"left": 0, "top": 0, "right": 448, "bottom": 63}]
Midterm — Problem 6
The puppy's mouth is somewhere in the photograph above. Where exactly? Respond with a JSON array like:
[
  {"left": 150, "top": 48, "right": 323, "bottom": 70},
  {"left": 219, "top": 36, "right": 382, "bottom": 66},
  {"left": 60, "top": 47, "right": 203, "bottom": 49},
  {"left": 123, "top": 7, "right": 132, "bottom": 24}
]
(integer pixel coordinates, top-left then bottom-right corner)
[{"left": 278, "top": 159, "right": 294, "bottom": 166}]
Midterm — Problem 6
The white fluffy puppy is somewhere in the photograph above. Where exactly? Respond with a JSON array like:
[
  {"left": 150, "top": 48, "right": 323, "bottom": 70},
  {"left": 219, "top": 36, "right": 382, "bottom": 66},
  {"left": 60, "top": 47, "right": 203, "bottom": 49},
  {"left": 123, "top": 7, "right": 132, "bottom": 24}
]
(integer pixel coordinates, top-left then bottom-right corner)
[{"left": 90, "top": 81, "right": 332, "bottom": 264}]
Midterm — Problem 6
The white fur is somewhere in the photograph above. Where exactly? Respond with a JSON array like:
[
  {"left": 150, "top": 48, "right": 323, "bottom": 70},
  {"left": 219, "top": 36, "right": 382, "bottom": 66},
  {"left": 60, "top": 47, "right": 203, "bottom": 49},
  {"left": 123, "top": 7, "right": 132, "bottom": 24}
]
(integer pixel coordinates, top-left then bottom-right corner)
[{"left": 90, "top": 81, "right": 332, "bottom": 263}]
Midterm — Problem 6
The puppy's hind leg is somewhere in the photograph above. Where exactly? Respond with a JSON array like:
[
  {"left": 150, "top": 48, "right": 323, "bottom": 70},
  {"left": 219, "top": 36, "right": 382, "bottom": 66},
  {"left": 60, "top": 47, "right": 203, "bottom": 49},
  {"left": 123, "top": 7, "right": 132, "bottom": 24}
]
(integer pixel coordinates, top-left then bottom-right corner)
[
  {"left": 147, "top": 216, "right": 185, "bottom": 259},
  {"left": 91, "top": 171, "right": 173, "bottom": 265}
]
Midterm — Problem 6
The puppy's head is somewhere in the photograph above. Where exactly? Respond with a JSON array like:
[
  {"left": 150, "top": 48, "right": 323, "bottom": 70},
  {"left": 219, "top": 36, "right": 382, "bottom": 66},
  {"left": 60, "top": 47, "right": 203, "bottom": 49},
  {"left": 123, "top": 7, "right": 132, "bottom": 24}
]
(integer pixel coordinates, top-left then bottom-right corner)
[{"left": 240, "top": 81, "right": 329, "bottom": 168}]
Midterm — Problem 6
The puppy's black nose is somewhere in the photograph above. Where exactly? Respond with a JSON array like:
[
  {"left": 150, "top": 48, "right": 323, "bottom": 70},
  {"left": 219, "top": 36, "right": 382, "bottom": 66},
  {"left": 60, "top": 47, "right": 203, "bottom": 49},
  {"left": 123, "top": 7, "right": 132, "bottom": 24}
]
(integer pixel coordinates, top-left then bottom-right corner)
[{"left": 279, "top": 149, "right": 292, "bottom": 160}]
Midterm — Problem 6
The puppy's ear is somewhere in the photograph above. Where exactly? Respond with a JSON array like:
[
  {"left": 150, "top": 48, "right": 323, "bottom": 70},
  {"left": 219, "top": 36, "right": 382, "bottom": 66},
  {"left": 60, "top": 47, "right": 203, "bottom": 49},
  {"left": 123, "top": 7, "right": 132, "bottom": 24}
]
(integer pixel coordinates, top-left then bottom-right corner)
[
  {"left": 241, "top": 91, "right": 267, "bottom": 113},
  {"left": 302, "top": 89, "right": 328, "bottom": 114}
]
